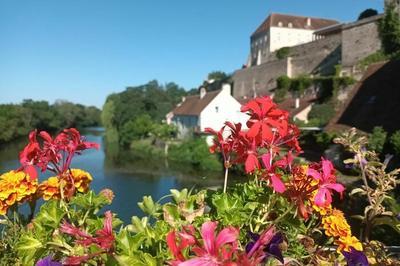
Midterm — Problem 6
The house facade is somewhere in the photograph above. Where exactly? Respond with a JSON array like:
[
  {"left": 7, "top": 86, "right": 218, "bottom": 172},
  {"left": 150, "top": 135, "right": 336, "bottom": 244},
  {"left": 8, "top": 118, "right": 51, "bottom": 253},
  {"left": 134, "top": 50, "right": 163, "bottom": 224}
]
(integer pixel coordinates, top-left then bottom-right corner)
[
  {"left": 167, "top": 84, "right": 248, "bottom": 138},
  {"left": 250, "top": 13, "right": 339, "bottom": 66}
]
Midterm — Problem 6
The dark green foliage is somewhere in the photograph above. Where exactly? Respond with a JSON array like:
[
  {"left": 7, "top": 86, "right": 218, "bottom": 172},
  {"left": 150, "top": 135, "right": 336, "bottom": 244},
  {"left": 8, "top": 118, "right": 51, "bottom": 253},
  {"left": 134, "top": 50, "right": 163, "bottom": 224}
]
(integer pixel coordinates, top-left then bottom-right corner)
[
  {"left": 379, "top": 4, "right": 400, "bottom": 55},
  {"left": 308, "top": 103, "right": 335, "bottom": 127},
  {"left": 204, "top": 71, "right": 231, "bottom": 92},
  {"left": 390, "top": 130, "right": 400, "bottom": 155},
  {"left": 0, "top": 100, "right": 101, "bottom": 144},
  {"left": 276, "top": 47, "right": 291, "bottom": 60},
  {"left": 277, "top": 75, "right": 292, "bottom": 90},
  {"left": 169, "top": 138, "right": 221, "bottom": 171},
  {"left": 102, "top": 80, "right": 186, "bottom": 146},
  {"left": 289, "top": 75, "right": 312, "bottom": 95},
  {"left": 315, "top": 131, "right": 338, "bottom": 149},
  {"left": 358, "top": 9, "right": 378, "bottom": 20},
  {"left": 368, "top": 127, "right": 388, "bottom": 153},
  {"left": 120, "top": 114, "right": 154, "bottom": 147},
  {"left": 358, "top": 51, "right": 389, "bottom": 69}
]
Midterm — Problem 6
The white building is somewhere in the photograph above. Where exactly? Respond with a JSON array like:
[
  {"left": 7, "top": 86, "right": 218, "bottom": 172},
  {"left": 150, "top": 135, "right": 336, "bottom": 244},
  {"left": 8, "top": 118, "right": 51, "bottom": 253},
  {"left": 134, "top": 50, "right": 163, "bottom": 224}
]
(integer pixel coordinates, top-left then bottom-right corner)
[
  {"left": 250, "top": 13, "right": 339, "bottom": 66},
  {"left": 167, "top": 84, "right": 248, "bottom": 138}
]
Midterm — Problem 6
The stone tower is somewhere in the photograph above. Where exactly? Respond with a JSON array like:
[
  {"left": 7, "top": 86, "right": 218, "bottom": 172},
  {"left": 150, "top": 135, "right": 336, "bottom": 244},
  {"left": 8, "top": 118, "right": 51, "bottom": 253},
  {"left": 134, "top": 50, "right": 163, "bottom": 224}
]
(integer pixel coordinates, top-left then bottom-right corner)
[{"left": 385, "top": 0, "right": 400, "bottom": 15}]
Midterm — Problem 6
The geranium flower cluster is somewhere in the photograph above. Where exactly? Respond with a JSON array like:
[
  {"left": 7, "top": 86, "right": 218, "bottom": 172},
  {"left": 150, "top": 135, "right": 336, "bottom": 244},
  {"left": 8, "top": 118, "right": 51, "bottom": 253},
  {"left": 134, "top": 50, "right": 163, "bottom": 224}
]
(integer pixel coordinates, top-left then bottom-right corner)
[
  {"left": 207, "top": 96, "right": 365, "bottom": 259},
  {"left": 166, "top": 221, "right": 283, "bottom": 266},
  {"left": 0, "top": 170, "right": 38, "bottom": 215},
  {"left": 207, "top": 97, "right": 301, "bottom": 193}
]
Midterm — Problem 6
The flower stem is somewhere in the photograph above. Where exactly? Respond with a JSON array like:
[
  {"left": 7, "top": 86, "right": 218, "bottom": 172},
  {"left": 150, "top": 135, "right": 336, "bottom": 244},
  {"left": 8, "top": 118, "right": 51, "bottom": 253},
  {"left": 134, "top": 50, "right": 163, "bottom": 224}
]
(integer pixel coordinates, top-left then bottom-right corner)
[{"left": 223, "top": 167, "right": 229, "bottom": 193}]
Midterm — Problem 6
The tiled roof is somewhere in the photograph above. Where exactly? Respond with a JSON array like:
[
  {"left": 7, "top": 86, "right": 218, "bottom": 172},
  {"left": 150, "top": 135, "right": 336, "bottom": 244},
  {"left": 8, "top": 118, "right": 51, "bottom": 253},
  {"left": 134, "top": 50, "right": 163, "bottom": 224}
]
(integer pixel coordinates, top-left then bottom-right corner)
[
  {"left": 252, "top": 13, "right": 339, "bottom": 38},
  {"left": 277, "top": 96, "right": 316, "bottom": 117},
  {"left": 172, "top": 90, "right": 220, "bottom": 116}
]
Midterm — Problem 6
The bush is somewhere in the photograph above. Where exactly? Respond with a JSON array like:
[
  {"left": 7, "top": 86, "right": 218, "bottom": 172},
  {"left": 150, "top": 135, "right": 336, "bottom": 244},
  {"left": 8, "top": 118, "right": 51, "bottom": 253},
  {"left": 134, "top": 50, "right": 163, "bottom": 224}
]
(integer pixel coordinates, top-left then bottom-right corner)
[
  {"left": 169, "top": 138, "right": 221, "bottom": 171},
  {"left": 290, "top": 75, "right": 313, "bottom": 96},
  {"left": 120, "top": 114, "right": 154, "bottom": 147},
  {"left": 358, "top": 51, "right": 389, "bottom": 70},
  {"left": 368, "top": 126, "right": 387, "bottom": 153},
  {"left": 276, "top": 47, "right": 290, "bottom": 60},
  {"left": 308, "top": 103, "right": 335, "bottom": 127},
  {"left": 277, "top": 75, "right": 292, "bottom": 90},
  {"left": 390, "top": 130, "right": 400, "bottom": 155}
]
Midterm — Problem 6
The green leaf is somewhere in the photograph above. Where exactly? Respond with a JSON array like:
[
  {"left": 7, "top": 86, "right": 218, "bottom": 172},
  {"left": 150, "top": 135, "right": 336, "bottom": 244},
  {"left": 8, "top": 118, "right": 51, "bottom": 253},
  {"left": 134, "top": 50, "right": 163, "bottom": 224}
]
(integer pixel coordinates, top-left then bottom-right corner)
[
  {"left": 34, "top": 200, "right": 65, "bottom": 230},
  {"left": 138, "top": 196, "right": 160, "bottom": 216},
  {"left": 16, "top": 235, "right": 43, "bottom": 266}
]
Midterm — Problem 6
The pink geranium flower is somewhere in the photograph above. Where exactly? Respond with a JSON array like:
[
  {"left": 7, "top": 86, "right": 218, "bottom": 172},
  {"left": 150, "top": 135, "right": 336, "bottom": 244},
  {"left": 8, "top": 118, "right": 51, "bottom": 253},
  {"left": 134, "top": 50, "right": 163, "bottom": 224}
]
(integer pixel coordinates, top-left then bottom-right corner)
[
  {"left": 307, "top": 158, "right": 345, "bottom": 207},
  {"left": 167, "top": 221, "right": 239, "bottom": 266}
]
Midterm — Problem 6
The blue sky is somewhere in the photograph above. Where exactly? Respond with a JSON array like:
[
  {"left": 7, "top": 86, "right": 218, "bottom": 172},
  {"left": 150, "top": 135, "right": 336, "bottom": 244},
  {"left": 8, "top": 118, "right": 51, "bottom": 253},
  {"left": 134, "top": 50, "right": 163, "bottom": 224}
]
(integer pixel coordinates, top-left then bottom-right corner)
[{"left": 0, "top": 0, "right": 384, "bottom": 108}]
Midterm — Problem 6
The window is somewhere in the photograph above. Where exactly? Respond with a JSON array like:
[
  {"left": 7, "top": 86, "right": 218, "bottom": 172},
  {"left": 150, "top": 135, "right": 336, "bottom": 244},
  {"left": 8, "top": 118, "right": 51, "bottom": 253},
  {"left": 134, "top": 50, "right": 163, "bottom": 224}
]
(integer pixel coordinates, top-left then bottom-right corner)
[
  {"left": 288, "top": 22, "right": 293, "bottom": 28},
  {"left": 215, "top": 106, "right": 219, "bottom": 113},
  {"left": 278, "top": 21, "right": 283, "bottom": 27}
]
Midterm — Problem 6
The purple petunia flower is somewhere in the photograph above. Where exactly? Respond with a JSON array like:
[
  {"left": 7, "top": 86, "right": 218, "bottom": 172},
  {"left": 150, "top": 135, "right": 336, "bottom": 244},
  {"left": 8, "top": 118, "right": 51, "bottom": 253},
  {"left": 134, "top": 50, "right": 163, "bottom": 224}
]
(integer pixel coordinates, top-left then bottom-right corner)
[
  {"left": 245, "top": 228, "right": 284, "bottom": 263},
  {"left": 342, "top": 247, "right": 369, "bottom": 266},
  {"left": 36, "top": 255, "right": 62, "bottom": 266}
]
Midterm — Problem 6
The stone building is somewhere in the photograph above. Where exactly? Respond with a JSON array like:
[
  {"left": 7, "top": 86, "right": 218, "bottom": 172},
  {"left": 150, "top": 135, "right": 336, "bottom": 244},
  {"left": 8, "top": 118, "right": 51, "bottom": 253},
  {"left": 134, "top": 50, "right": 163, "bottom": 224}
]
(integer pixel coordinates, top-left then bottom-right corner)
[{"left": 250, "top": 13, "right": 338, "bottom": 66}]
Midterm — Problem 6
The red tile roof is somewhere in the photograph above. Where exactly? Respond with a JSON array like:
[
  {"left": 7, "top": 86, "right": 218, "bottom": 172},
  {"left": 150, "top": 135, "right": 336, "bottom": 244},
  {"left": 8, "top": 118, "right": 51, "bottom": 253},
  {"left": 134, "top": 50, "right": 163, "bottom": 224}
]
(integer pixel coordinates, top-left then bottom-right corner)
[
  {"left": 252, "top": 13, "right": 339, "bottom": 38},
  {"left": 172, "top": 90, "right": 220, "bottom": 116}
]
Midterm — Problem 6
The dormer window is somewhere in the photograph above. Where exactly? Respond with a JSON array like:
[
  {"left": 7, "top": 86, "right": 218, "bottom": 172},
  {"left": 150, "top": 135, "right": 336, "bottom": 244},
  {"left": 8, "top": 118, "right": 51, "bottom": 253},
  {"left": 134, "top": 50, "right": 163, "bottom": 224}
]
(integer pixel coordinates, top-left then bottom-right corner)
[
  {"left": 288, "top": 22, "right": 293, "bottom": 28},
  {"left": 278, "top": 21, "right": 283, "bottom": 27}
]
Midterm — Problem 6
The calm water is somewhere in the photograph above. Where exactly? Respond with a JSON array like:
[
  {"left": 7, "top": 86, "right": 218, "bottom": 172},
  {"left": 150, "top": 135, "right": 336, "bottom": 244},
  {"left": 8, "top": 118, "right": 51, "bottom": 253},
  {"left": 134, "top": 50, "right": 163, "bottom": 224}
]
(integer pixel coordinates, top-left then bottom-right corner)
[{"left": 0, "top": 128, "right": 226, "bottom": 223}]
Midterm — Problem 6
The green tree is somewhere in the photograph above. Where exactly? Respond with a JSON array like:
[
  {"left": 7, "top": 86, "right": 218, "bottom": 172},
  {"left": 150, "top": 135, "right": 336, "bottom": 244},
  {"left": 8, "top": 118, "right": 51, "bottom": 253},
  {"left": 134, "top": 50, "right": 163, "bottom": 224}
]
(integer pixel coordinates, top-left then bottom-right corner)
[
  {"left": 379, "top": 4, "right": 400, "bottom": 55},
  {"left": 368, "top": 126, "right": 387, "bottom": 153},
  {"left": 358, "top": 9, "right": 378, "bottom": 20},
  {"left": 120, "top": 114, "right": 154, "bottom": 147},
  {"left": 390, "top": 130, "right": 400, "bottom": 155}
]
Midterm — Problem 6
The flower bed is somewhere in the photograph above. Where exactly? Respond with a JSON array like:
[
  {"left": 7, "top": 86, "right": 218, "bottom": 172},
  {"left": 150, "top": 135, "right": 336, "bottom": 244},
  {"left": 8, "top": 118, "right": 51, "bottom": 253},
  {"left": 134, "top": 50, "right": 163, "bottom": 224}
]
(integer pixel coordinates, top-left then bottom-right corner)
[{"left": 0, "top": 97, "right": 399, "bottom": 265}]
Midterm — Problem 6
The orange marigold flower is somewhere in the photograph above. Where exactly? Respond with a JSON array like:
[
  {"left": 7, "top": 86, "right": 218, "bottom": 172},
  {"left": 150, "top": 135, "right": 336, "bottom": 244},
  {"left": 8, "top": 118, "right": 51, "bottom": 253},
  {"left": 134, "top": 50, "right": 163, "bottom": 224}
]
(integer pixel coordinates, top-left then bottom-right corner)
[
  {"left": 38, "top": 176, "right": 61, "bottom": 201},
  {"left": 70, "top": 169, "right": 92, "bottom": 193},
  {"left": 321, "top": 209, "right": 351, "bottom": 238},
  {"left": 336, "top": 235, "right": 363, "bottom": 252},
  {"left": 0, "top": 170, "right": 38, "bottom": 215}
]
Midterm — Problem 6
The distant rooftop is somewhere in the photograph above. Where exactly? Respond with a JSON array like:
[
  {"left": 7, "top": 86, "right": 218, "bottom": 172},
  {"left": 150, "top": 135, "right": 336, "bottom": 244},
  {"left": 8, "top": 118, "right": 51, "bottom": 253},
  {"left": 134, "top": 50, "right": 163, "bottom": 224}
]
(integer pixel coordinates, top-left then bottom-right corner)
[
  {"left": 252, "top": 13, "right": 340, "bottom": 38},
  {"left": 172, "top": 90, "right": 220, "bottom": 116}
]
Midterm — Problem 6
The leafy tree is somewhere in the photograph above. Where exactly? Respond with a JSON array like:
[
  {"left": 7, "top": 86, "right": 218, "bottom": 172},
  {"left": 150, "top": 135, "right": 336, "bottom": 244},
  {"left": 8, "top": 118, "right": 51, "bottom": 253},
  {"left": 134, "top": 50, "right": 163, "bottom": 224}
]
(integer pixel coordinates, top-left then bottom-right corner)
[
  {"left": 358, "top": 9, "right": 378, "bottom": 20},
  {"left": 207, "top": 71, "right": 229, "bottom": 82},
  {"left": 379, "top": 4, "right": 400, "bottom": 55},
  {"left": 390, "top": 130, "right": 400, "bottom": 155},
  {"left": 120, "top": 114, "right": 154, "bottom": 147},
  {"left": 368, "top": 126, "right": 387, "bottom": 153}
]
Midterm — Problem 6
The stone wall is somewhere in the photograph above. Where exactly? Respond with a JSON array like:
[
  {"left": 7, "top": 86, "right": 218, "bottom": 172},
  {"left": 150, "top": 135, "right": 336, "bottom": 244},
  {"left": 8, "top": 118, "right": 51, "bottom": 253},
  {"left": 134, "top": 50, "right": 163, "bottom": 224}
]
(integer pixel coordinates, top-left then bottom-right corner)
[
  {"left": 341, "top": 16, "right": 382, "bottom": 68},
  {"left": 232, "top": 33, "right": 342, "bottom": 99},
  {"left": 232, "top": 59, "right": 288, "bottom": 99}
]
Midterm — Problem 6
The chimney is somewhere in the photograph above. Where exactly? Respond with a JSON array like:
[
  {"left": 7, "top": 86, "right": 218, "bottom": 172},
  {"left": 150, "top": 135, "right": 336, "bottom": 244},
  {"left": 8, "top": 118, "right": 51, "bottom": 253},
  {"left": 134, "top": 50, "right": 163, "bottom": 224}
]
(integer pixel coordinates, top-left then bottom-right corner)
[
  {"left": 182, "top": 96, "right": 186, "bottom": 102},
  {"left": 222, "top": 83, "right": 231, "bottom": 95},
  {"left": 200, "top": 87, "right": 206, "bottom": 99},
  {"left": 306, "top": 17, "right": 311, "bottom": 27},
  {"left": 295, "top": 98, "right": 300, "bottom": 109}
]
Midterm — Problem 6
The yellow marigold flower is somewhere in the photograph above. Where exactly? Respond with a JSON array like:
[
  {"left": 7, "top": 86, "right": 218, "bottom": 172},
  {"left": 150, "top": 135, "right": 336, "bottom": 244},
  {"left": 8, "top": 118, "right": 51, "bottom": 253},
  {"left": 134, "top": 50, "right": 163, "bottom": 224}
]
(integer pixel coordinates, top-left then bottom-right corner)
[
  {"left": 0, "top": 170, "right": 38, "bottom": 215},
  {"left": 322, "top": 209, "right": 351, "bottom": 238},
  {"left": 313, "top": 203, "right": 332, "bottom": 216},
  {"left": 336, "top": 235, "right": 363, "bottom": 252},
  {"left": 38, "top": 177, "right": 61, "bottom": 201},
  {"left": 70, "top": 169, "right": 92, "bottom": 193}
]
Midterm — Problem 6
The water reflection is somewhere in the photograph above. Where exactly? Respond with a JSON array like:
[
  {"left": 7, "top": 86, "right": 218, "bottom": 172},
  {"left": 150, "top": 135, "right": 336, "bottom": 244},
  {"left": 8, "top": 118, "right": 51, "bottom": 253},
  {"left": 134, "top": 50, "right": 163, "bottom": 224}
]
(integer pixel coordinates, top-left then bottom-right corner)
[{"left": 0, "top": 128, "right": 229, "bottom": 223}]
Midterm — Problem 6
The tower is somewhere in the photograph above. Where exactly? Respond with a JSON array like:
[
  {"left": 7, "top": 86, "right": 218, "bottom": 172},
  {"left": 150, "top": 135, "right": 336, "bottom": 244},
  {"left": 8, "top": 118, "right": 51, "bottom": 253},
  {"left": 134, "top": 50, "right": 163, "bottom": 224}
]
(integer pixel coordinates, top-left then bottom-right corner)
[{"left": 385, "top": 0, "right": 400, "bottom": 15}]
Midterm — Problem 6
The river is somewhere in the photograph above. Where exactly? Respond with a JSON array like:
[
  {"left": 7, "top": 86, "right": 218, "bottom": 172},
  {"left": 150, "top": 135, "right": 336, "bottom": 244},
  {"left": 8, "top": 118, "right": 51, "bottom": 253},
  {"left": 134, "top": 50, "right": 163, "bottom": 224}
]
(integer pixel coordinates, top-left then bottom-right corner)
[{"left": 0, "top": 128, "right": 227, "bottom": 223}]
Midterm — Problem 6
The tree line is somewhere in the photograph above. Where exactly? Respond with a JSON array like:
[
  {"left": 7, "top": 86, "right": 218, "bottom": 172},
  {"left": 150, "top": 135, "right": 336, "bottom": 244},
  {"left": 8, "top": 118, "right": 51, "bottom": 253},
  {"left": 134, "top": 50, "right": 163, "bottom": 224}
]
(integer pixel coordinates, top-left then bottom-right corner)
[{"left": 0, "top": 99, "right": 101, "bottom": 144}]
